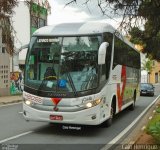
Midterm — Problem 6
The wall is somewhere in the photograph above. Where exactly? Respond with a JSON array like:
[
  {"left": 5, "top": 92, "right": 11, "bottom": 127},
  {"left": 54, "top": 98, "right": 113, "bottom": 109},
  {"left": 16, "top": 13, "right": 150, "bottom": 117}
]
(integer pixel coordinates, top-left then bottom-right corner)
[
  {"left": 140, "top": 53, "right": 148, "bottom": 83},
  {"left": 141, "top": 70, "right": 147, "bottom": 83},
  {"left": 0, "top": 27, "right": 10, "bottom": 96},
  {"left": 13, "top": 1, "right": 48, "bottom": 67},
  {"left": 12, "top": 1, "right": 30, "bottom": 71},
  {"left": 10, "top": 72, "right": 23, "bottom": 95},
  {"left": 149, "top": 61, "right": 160, "bottom": 84}
]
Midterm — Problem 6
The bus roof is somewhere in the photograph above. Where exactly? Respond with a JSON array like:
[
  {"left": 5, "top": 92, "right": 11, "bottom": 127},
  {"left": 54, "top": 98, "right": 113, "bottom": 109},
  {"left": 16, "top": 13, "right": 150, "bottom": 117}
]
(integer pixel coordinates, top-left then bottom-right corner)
[
  {"left": 33, "top": 22, "right": 116, "bottom": 36},
  {"left": 32, "top": 21, "right": 138, "bottom": 52}
]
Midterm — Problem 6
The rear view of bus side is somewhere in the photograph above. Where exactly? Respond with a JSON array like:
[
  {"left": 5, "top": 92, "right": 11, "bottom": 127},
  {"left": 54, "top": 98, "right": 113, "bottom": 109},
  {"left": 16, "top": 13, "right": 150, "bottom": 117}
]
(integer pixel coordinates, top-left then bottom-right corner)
[{"left": 23, "top": 22, "right": 141, "bottom": 127}]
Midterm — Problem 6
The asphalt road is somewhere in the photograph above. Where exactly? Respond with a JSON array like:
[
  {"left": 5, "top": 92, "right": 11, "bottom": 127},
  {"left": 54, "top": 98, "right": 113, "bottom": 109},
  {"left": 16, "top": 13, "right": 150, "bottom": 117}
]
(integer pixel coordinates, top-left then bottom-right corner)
[{"left": 0, "top": 85, "right": 160, "bottom": 150}]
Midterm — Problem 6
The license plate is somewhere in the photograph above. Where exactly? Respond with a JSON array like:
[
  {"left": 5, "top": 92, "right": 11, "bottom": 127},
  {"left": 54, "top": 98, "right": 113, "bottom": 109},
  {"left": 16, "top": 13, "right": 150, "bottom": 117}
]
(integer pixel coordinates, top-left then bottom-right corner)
[
  {"left": 50, "top": 115, "right": 63, "bottom": 121},
  {"left": 142, "top": 91, "right": 146, "bottom": 94}
]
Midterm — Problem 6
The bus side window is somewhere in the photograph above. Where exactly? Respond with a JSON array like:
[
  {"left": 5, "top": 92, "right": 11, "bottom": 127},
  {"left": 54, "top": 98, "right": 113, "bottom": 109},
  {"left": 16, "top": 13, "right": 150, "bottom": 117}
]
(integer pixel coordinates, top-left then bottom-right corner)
[{"left": 113, "top": 35, "right": 140, "bottom": 69}]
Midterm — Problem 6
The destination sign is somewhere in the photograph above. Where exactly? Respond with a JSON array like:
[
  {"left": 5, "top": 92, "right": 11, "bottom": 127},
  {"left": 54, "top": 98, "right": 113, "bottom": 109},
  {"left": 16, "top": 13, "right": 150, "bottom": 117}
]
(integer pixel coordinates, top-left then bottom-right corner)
[{"left": 37, "top": 38, "right": 59, "bottom": 43}]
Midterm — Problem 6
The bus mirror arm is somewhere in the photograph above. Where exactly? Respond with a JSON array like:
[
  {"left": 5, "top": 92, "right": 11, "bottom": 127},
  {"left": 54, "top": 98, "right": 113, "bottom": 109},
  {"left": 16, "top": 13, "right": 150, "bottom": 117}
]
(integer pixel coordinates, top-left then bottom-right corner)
[{"left": 98, "top": 42, "right": 109, "bottom": 65}]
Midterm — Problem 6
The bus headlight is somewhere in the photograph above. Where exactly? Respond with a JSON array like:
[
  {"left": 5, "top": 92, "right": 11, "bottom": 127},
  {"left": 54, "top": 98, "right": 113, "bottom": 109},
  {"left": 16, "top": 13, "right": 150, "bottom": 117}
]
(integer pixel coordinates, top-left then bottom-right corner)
[
  {"left": 25, "top": 100, "right": 32, "bottom": 106},
  {"left": 85, "top": 99, "right": 101, "bottom": 108},
  {"left": 23, "top": 97, "right": 33, "bottom": 106},
  {"left": 86, "top": 102, "right": 92, "bottom": 108}
]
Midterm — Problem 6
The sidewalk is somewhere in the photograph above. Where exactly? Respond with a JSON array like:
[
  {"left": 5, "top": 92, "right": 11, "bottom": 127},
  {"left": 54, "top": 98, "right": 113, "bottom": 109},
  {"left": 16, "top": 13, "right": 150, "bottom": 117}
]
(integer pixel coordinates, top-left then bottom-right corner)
[{"left": 0, "top": 95, "right": 22, "bottom": 105}]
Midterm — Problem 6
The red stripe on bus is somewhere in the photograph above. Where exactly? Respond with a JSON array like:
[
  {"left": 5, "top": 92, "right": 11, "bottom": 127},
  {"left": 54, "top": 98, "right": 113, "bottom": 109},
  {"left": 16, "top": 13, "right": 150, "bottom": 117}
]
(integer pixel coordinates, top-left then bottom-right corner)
[{"left": 117, "top": 66, "right": 126, "bottom": 111}]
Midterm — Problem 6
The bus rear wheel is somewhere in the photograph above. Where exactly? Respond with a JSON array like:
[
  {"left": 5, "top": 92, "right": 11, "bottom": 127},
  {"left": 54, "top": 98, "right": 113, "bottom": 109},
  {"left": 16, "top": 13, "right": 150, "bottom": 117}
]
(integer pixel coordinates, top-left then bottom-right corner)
[
  {"left": 129, "top": 92, "right": 136, "bottom": 111},
  {"left": 103, "top": 101, "right": 115, "bottom": 127}
]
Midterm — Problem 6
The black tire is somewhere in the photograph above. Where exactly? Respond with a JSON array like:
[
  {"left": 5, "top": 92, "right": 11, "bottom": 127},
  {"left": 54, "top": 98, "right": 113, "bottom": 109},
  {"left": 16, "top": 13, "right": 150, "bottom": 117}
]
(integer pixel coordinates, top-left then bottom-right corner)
[
  {"left": 129, "top": 92, "right": 136, "bottom": 111},
  {"left": 103, "top": 101, "right": 115, "bottom": 127}
]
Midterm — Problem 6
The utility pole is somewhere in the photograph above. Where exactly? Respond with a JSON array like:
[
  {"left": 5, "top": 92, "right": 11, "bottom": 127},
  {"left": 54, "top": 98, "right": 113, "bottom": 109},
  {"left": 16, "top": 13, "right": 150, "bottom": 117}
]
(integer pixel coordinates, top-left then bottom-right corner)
[
  {"left": 0, "top": 24, "right": 2, "bottom": 53},
  {"left": 0, "top": 20, "right": 2, "bottom": 53}
]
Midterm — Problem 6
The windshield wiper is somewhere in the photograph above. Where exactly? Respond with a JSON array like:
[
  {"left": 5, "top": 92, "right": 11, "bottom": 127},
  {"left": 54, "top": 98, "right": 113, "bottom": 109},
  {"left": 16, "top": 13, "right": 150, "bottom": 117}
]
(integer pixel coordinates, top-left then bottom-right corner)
[
  {"left": 61, "top": 51, "right": 83, "bottom": 59},
  {"left": 66, "top": 72, "right": 78, "bottom": 97},
  {"left": 60, "top": 53, "right": 77, "bottom": 96}
]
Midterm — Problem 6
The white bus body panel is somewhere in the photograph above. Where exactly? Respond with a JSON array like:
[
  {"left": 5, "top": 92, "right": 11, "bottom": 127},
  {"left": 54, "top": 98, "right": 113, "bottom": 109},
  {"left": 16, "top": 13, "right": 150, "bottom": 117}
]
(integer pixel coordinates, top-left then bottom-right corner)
[
  {"left": 23, "top": 103, "right": 102, "bottom": 125},
  {"left": 23, "top": 91, "right": 111, "bottom": 125},
  {"left": 23, "top": 64, "right": 139, "bottom": 125}
]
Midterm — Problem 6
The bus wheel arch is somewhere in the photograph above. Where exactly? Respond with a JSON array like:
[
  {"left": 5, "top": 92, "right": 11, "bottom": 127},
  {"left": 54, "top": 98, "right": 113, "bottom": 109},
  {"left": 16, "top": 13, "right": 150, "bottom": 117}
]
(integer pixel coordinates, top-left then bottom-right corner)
[
  {"left": 103, "top": 95, "right": 116, "bottom": 127},
  {"left": 112, "top": 95, "right": 116, "bottom": 116}
]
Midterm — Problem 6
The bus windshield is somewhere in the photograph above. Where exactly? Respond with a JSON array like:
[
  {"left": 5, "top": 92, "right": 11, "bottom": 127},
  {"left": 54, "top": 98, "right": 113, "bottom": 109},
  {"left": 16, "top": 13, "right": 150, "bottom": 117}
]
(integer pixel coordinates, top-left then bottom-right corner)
[{"left": 25, "top": 36, "right": 101, "bottom": 95}]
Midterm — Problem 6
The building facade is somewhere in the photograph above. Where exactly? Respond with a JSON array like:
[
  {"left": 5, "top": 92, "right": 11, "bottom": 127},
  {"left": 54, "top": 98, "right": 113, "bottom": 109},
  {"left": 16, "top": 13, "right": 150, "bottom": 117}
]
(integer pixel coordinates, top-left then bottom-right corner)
[
  {"left": 0, "top": 24, "right": 10, "bottom": 96},
  {"left": 8, "top": 0, "right": 49, "bottom": 95},
  {"left": 135, "top": 44, "right": 160, "bottom": 84},
  {"left": 149, "top": 60, "right": 160, "bottom": 84},
  {"left": 12, "top": 0, "right": 49, "bottom": 71}
]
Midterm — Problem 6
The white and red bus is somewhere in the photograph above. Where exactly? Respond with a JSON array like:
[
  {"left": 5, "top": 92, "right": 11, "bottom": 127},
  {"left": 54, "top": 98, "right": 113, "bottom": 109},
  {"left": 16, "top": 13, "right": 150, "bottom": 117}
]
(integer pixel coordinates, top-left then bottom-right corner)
[{"left": 23, "top": 22, "right": 140, "bottom": 127}]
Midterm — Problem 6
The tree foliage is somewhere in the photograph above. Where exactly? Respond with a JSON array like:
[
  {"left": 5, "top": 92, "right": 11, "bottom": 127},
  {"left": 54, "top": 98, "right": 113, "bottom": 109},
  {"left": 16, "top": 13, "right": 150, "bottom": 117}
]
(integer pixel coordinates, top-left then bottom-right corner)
[
  {"left": 129, "top": 1, "right": 160, "bottom": 61},
  {"left": 67, "top": 0, "right": 160, "bottom": 60},
  {"left": 0, "top": 0, "right": 18, "bottom": 55},
  {"left": 142, "top": 58, "right": 153, "bottom": 73},
  {"left": 129, "top": 20, "right": 160, "bottom": 61},
  {"left": 0, "top": 0, "right": 50, "bottom": 55},
  {"left": 142, "top": 58, "right": 153, "bottom": 83},
  {"left": 0, "top": 0, "right": 18, "bottom": 15}
]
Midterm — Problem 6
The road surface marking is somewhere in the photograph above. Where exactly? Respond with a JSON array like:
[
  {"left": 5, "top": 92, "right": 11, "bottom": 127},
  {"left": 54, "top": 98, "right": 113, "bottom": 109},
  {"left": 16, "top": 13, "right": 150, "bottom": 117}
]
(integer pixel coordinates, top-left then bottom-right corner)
[
  {"left": 0, "top": 131, "right": 33, "bottom": 144},
  {"left": 18, "top": 112, "right": 23, "bottom": 114},
  {"left": 101, "top": 94, "right": 160, "bottom": 150}
]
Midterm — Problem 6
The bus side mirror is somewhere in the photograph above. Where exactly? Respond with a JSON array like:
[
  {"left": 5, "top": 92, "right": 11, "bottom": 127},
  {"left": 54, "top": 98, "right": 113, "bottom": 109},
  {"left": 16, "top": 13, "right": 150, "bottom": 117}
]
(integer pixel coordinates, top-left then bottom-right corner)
[{"left": 98, "top": 42, "right": 109, "bottom": 65}]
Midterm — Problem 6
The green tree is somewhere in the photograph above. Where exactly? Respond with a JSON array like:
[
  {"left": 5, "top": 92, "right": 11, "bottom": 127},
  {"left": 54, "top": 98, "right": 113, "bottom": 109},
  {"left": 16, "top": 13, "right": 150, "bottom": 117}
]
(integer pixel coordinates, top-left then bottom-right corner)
[
  {"left": 0, "top": 0, "right": 18, "bottom": 55},
  {"left": 129, "top": 21, "right": 160, "bottom": 61},
  {"left": 142, "top": 58, "right": 153, "bottom": 83},
  {"left": 0, "top": 0, "right": 51, "bottom": 55},
  {"left": 67, "top": 0, "right": 160, "bottom": 60}
]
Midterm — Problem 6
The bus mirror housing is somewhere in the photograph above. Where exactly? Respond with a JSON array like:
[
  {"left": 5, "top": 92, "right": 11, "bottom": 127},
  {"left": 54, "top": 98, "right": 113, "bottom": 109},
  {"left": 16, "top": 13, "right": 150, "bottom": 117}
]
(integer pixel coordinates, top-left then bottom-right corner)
[{"left": 98, "top": 42, "right": 109, "bottom": 65}]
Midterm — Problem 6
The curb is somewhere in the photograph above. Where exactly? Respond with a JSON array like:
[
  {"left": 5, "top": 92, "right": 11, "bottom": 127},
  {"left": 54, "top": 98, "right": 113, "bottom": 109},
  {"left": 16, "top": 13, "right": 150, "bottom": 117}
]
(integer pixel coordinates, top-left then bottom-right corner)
[
  {"left": 0, "top": 95, "right": 23, "bottom": 106},
  {"left": 129, "top": 98, "right": 160, "bottom": 145},
  {"left": 0, "top": 100, "right": 22, "bottom": 106},
  {"left": 116, "top": 96, "right": 160, "bottom": 150}
]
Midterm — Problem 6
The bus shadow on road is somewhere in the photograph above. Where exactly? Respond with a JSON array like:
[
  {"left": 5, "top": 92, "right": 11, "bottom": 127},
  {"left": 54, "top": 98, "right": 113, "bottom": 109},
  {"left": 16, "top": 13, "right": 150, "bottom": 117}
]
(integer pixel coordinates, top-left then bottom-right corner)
[{"left": 33, "top": 122, "right": 106, "bottom": 137}]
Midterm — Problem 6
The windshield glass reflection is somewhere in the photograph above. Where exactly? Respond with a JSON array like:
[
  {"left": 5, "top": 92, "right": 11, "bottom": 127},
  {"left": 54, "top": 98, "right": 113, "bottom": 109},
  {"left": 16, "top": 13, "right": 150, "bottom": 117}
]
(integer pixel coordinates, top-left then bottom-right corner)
[{"left": 25, "top": 36, "right": 101, "bottom": 93}]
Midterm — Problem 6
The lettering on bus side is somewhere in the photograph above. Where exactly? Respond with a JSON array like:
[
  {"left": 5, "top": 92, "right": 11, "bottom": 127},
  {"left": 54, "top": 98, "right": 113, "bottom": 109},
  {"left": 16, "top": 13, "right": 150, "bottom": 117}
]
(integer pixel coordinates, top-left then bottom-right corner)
[{"left": 82, "top": 96, "right": 93, "bottom": 103}]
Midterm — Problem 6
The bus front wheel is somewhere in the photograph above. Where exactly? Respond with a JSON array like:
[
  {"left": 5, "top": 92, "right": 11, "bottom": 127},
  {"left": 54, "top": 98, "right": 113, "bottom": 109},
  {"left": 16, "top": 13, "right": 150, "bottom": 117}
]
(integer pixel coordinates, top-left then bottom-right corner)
[{"left": 103, "top": 101, "right": 115, "bottom": 127}]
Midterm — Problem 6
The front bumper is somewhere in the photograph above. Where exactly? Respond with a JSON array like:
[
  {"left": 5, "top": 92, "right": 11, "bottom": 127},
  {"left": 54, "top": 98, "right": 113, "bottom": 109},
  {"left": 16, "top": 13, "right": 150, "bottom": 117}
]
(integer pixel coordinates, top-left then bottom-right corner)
[
  {"left": 23, "top": 103, "right": 102, "bottom": 125},
  {"left": 140, "top": 90, "right": 154, "bottom": 96}
]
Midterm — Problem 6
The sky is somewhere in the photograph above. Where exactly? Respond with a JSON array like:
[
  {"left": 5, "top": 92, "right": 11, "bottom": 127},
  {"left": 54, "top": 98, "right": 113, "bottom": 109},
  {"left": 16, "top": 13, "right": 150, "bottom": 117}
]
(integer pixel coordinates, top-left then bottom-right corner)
[{"left": 47, "top": 0, "right": 122, "bottom": 29}]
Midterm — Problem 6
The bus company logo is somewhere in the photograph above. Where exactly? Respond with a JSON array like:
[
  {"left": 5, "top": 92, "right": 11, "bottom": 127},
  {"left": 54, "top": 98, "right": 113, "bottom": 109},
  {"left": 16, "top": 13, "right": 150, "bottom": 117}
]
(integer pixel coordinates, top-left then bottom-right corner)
[
  {"left": 51, "top": 98, "right": 62, "bottom": 112},
  {"left": 24, "top": 93, "right": 43, "bottom": 104},
  {"left": 82, "top": 96, "right": 93, "bottom": 103},
  {"left": 53, "top": 107, "right": 59, "bottom": 111},
  {"left": 112, "top": 75, "right": 117, "bottom": 80}
]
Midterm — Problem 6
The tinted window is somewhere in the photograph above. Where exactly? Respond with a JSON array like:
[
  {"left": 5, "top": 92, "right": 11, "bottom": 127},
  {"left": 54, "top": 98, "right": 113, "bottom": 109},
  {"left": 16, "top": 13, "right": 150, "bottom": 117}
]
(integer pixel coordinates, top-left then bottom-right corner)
[{"left": 113, "top": 36, "right": 140, "bottom": 69}]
